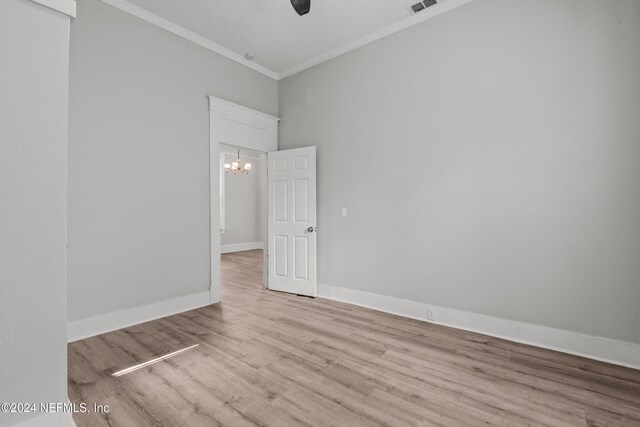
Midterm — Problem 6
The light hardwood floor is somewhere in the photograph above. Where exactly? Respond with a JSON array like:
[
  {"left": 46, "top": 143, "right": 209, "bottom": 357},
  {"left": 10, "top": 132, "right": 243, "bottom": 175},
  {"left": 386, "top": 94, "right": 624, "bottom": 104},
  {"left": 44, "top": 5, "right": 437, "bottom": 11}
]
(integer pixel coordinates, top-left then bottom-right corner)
[{"left": 68, "top": 249, "right": 640, "bottom": 426}]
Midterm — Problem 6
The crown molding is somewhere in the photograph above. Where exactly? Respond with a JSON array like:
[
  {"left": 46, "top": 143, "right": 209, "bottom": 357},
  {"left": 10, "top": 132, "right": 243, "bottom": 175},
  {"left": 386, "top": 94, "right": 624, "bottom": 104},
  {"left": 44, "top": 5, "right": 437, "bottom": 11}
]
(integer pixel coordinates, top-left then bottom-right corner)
[
  {"left": 278, "top": 0, "right": 476, "bottom": 79},
  {"left": 98, "top": 0, "right": 280, "bottom": 80},
  {"left": 29, "top": 0, "right": 76, "bottom": 17},
  {"left": 97, "top": 0, "right": 476, "bottom": 81}
]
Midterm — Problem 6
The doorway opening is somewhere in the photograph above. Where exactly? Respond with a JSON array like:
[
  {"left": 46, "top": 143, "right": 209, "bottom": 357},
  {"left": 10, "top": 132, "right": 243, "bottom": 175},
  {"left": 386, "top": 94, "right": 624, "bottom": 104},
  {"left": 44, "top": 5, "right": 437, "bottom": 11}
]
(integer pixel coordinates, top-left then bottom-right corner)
[
  {"left": 208, "top": 95, "right": 316, "bottom": 303},
  {"left": 220, "top": 144, "right": 267, "bottom": 297},
  {"left": 207, "top": 95, "right": 278, "bottom": 304}
]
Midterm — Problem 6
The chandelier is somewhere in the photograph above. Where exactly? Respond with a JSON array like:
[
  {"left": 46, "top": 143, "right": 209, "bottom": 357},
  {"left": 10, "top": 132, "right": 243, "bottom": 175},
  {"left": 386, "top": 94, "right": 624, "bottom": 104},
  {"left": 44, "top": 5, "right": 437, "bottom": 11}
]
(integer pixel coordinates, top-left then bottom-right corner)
[{"left": 224, "top": 149, "right": 252, "bottom": 174}]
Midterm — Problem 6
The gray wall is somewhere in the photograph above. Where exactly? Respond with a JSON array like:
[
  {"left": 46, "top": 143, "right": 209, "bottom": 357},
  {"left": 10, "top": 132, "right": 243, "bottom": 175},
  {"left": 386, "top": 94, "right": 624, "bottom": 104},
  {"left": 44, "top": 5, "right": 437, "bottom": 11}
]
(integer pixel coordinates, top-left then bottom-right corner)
[
  {"left": 222, "top": 153, "right": 265, "bottom": 247},
  {"left": 68, "top": 0, "right": 277, "bottom": 321},
  {"left": 0, "top": 1, "right": 71, "bottom": 425},
  {"left": 279, "top": 0, "right": 640, "bottom": 344}
]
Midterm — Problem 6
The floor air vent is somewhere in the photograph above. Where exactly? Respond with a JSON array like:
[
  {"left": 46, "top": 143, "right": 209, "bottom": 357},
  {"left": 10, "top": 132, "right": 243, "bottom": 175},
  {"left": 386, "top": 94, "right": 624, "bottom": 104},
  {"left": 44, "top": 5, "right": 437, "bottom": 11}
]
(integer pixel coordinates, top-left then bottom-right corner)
[{"left": 409, "top": 0, "right": 437, "bottom": 14}]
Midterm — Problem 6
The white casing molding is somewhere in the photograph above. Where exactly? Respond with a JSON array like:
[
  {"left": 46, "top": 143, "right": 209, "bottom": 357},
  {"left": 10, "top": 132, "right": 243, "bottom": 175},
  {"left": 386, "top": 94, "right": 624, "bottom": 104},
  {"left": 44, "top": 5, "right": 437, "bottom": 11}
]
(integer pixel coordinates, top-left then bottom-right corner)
[
  {"left": 221, "top": 241, "right": 265, "bottom": 254},
  {"left": 317, "top": 283, "right": 640, "bottom": 370},
  {"left": 67, "top": 291, "right": 211, "bottom": 342},
  {"left": 208, "top": 96, "right": 280, "bottom": 125},
  {"left": 27, "top": 0, "right": 76, "bottom": 17},
  {"left": 97, "top": 0, "right": 278, "bottom": 79}
]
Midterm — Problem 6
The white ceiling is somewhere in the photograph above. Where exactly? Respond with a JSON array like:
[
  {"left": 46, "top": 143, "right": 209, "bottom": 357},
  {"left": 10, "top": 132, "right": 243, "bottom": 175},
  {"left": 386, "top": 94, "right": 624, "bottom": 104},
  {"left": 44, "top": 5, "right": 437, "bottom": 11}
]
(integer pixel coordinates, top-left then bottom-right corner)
[{"left": 109, "top": 0, "right": 471, "bottom": 78}]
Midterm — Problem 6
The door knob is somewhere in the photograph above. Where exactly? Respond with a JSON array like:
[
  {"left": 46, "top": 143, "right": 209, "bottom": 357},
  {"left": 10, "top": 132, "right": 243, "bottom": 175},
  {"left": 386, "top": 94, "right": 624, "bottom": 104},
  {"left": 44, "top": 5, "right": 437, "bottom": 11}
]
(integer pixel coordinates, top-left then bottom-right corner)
[{"left": 307, "top": 227, "right": 316, "bottom": 233}]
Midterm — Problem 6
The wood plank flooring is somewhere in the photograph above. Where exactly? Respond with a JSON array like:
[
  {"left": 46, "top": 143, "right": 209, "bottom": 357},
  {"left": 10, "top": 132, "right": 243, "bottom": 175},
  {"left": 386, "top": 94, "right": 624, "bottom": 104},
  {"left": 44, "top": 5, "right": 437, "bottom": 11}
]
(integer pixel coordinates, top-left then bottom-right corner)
[{"left": 68, "top": 249, "right": 640, "bottom": 426}]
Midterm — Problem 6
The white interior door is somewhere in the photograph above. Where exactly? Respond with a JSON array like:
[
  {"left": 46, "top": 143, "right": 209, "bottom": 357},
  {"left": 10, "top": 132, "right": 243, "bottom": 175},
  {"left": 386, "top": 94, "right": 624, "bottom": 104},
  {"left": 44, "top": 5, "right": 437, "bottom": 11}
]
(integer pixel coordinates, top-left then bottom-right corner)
[{"left": 268, "top": 147, "right": 317, "bottom": 296}]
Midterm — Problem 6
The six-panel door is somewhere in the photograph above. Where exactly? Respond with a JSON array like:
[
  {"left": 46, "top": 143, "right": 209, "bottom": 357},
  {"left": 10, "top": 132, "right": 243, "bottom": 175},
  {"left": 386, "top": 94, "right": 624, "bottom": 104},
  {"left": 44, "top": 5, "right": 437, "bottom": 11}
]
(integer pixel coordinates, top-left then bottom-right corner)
[{"left": 267, "top": 147, "right": 317, "bottom": 296}]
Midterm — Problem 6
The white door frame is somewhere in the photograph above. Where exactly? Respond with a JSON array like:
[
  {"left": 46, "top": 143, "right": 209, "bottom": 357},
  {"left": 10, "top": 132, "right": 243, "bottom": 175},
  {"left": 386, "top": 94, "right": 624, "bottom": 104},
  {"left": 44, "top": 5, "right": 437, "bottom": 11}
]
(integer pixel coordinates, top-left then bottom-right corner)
[{"left": 208, "top": 95, "right": 279, "bottom": 304}]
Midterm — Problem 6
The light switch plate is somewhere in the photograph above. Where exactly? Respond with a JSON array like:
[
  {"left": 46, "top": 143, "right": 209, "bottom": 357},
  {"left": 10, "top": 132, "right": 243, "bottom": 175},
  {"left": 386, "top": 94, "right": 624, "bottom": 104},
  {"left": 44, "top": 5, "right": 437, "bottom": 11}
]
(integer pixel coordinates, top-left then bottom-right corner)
[{"left": 341, "top": 208, "right": 347, "bottom": 218}]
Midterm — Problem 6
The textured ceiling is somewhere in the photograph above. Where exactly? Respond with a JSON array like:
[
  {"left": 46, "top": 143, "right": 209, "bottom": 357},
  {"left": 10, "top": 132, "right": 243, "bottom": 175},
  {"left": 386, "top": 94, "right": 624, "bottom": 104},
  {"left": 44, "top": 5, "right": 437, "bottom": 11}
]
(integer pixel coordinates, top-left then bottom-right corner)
[{"left": 123, "top": 0, "right": 419, "bottom": 74}]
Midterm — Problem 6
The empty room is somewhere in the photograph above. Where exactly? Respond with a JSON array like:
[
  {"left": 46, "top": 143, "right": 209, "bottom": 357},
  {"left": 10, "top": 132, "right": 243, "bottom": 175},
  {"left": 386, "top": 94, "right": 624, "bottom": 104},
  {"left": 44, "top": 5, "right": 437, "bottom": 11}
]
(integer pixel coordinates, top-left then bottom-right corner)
[{"left": 1, "top": 0, "right": 640, "bottom": 426}]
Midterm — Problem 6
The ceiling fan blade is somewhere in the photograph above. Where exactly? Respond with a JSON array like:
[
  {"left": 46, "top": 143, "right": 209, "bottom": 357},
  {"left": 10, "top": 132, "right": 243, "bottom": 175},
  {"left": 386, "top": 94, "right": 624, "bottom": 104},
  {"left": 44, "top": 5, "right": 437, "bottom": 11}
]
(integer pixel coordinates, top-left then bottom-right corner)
[{"left": 290, "top": 0, "right": 310, "bottom": 16}]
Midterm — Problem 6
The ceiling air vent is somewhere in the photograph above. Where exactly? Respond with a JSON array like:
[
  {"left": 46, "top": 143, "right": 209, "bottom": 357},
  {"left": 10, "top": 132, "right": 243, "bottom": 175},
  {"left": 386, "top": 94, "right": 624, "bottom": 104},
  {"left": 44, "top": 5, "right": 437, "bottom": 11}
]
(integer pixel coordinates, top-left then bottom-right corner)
[
  {"left": 409, "top": 0, "right": 437, "bottom": 14},
  {"left": 410, "top": 2, "right": 425, "bottom": 13}
]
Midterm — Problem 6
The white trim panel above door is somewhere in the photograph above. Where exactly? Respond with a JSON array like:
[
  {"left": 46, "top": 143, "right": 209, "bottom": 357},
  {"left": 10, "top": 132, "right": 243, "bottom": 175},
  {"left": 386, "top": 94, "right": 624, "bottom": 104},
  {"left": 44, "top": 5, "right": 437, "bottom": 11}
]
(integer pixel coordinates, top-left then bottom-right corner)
[{"left": 208, "top": 96, "right": 279, "bottom": 153}]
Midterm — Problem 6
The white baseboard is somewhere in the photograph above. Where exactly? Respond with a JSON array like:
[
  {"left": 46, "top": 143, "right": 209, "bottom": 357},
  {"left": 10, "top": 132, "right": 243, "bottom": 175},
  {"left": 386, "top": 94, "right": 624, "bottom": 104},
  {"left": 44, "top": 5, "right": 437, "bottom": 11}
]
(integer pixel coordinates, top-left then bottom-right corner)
[
  {"left": 317, "top": 283, "right": 640, "bottom": 370},
  {"left": 16, "top": 409, "right": 76, "bottom": 427},
  {"left": 221, "top": 241, "right": 264, "bottom": 254},
  {"left": 67, "top": 291, "right": 212, "bottom": 342}
]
